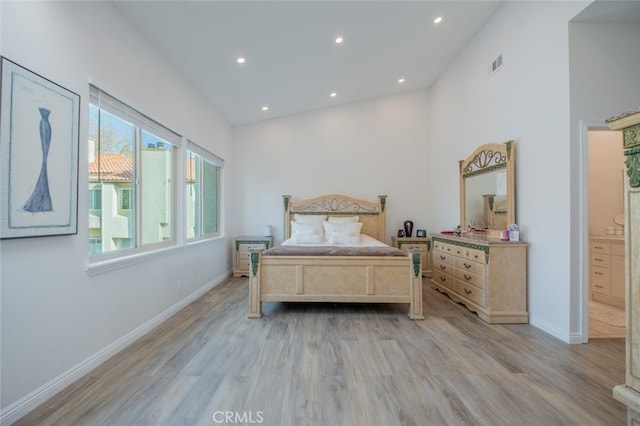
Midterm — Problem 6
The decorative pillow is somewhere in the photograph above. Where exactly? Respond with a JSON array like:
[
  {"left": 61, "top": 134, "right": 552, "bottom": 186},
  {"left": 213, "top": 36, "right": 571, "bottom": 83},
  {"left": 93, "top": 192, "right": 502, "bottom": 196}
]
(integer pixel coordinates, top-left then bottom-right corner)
[
  {"left": 327, "top": 215, "right": 359, "bottom": 223},
  {"left": 290, "top": 221, "right": 324, "bottom": 244},
  {"left": 323, "top": 221, "right": 362, "bottom": 245}
]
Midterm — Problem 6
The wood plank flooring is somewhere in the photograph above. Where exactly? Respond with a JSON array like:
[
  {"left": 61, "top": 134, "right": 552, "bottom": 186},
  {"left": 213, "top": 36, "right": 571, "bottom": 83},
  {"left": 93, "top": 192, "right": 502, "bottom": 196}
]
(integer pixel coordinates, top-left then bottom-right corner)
[{"left": 16, "top": 278, "right": 626, "bottom": 426}]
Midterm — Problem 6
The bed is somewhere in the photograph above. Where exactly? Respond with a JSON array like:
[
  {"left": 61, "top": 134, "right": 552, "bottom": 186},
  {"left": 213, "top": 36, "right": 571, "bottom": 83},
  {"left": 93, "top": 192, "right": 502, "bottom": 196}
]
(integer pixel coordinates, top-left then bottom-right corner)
[{"left": 248, "top": 194, "right": 424, "bottom": 319}]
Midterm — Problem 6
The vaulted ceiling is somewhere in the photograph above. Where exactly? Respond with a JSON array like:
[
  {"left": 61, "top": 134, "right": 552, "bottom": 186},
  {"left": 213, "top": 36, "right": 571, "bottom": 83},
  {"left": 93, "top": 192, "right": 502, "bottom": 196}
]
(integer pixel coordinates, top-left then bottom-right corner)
[{"left": 112, "top": 1, "right": 640, "bottom": 127}]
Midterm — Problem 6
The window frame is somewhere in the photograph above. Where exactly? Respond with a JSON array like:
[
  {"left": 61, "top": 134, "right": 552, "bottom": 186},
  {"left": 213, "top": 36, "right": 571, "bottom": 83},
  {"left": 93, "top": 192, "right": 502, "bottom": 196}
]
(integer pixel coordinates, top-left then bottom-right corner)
[
  {"left": 185, "top": 140, "right": 224, "bottom": 242},
  {"left": 87, "top": 86, "right": 225, "bottom": 274}
]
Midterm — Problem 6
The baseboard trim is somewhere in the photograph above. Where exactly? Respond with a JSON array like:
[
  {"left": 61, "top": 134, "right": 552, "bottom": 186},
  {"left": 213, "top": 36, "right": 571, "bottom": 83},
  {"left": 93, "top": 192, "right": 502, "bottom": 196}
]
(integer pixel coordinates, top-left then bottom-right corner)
[
  {"left": 529, "top": 314, "right": 572, "bottom": 344},
  {"left": 0, "top": 272, "right": 230, "bottom": 425}
]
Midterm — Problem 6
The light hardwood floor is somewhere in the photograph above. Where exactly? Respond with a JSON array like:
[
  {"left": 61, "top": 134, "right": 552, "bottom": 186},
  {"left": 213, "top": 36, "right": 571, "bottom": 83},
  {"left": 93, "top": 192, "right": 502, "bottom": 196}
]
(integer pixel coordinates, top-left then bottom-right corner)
[{"left": 16, "top": 278, "right": 626, "bottom": 426}]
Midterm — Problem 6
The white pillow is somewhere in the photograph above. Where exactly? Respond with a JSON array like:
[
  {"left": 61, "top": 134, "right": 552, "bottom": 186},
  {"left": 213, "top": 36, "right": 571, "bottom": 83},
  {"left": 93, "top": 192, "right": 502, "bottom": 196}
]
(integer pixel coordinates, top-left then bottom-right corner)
[
  {"left": 294, "top": 214, "right": 326, "bottom": 224},
  {"left": 323, "top": 221, "right": 362, "bottom": 245},
  {"left": 327, "top": 215, "right": 359, "bottom": 223},
  {"left": 290, "top": 233, "right": 324, "bottom": 244},
  {"left": 290, "top": 221, "right": 324, "bottom": 244}
]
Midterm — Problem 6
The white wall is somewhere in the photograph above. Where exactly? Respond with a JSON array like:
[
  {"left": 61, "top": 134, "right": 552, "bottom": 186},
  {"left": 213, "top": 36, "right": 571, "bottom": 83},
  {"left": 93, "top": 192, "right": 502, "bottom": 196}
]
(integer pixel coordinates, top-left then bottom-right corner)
[
  {"left": 569, "top": 20, "right": 640, "bottom": 337},
  {"left": 232, "top": 89, "right": 431, "bottom": 245},
  {"left": 0, "top": 2, "right": 233, "bottom": 421},
  {"left": 429, "top": 1, "right": 590, "bottom": 341}
]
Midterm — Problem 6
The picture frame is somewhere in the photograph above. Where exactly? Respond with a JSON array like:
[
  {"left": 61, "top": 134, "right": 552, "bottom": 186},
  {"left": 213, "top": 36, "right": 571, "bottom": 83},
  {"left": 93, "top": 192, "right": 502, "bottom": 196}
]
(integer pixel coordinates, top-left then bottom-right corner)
[
  {"left": 0, "top": 57, "right": 80, "bottom": 239},
  {"left": 416, "top": 229, "right": 427, "bottom": 238}
]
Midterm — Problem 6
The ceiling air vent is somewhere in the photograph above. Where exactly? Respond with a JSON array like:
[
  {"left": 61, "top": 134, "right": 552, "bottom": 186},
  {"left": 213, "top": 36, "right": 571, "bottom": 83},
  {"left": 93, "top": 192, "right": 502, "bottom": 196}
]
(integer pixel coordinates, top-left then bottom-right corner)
[{"left": 489, "top": 54, "right": 503, "bottom": 76}]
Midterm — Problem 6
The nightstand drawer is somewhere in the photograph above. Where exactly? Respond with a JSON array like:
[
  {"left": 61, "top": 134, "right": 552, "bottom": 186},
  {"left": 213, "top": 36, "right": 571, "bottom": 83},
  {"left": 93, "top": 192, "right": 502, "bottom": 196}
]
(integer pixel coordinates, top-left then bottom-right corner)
[{"left": 238, "top": 243, "right": 268, "bottom": 252}]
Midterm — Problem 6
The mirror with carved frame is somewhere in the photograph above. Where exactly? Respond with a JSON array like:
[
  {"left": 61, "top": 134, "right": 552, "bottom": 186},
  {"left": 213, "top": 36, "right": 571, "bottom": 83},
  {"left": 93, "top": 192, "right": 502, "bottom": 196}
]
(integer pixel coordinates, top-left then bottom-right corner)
[{"left": 459, "top": 141, "right": 516, "bottom": 238}]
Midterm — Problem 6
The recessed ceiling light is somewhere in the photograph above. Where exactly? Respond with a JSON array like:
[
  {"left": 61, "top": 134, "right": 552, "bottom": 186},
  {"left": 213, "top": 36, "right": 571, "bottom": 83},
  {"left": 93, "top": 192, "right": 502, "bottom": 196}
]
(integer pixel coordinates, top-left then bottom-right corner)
[
  {"left": 434, "top": 16, "right": 443, "bottom": 24},
  {"left": 335, "top": 36, "right": 344, "bottom": 44},
  {"left": 398, "top": 78, "right": 405, "bottom": 83},
  {"left": 330, "top": 92, "right": 337, "bottom": 98},
  {"left": 261, "top": 106, "right": 269, "bottom": 111},
  {"left": 236, "top": 57, "right": 246, "bottom": 64}
]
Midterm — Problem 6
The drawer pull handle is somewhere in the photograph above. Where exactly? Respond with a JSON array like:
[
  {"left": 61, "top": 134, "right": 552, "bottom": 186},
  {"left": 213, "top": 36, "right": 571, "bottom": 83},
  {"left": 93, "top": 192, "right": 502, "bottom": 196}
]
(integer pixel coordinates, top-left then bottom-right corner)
[
  {"left": 595, "top": 285, "right": 604, "bottom": 289},
  {"left": 594, "top": 246, "right": 604, "bottom": 250},
  {"left": 595, "top": 259, "right": 603, "bottom": 262},
  {"left": 474, "top": 254, "right": 479, "bottom": 259},
  {"left": 440, "top": 276, "right": 447, "bottom": 282},
  {"left": 464, "top": 274, "right": 472, "bottom": 281},
  {"left": 464, "top": 288, "right": 472, "bottom": 295},
  {"left": 440, "top": 265, "right": 447, "bottom": 270},
  {"left": 464, "top": 263, "right": 472, "bottom": 269},
  {"left": 456, "top": 250, "right": 461, "bottom": 254},
  {"left": 440, "top": 255, "right": 446, "bottom": 260},
  {"left": 594, "top": 272, "right": 603, "bottom": 276}
]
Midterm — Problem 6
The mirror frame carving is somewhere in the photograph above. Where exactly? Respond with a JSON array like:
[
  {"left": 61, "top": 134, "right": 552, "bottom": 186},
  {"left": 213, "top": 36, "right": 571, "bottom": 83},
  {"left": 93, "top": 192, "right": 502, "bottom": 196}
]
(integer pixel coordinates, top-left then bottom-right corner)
[{"left": 459, "top": 141, "right": 516, "bottom": 236}]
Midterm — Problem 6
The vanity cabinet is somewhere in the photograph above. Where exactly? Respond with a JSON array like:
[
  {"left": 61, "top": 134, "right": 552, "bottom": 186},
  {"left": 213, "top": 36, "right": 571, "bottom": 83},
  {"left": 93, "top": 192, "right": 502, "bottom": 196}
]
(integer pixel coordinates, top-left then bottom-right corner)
[
  {"left": 590, "top": 237, "right": 625, "bottom": 309},
  {"left": 430, "top": 234, "right": 528, "bottom": 323}
]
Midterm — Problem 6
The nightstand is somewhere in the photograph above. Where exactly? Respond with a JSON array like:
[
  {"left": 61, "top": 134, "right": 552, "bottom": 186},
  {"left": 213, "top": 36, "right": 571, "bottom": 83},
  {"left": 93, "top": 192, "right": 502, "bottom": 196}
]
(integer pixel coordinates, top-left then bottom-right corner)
[
  {"left": 233, "top": 236, "right": 273, "bottom": 278},
  {"left": 391, "top": 236, "right": 432, "bottom": 277}
]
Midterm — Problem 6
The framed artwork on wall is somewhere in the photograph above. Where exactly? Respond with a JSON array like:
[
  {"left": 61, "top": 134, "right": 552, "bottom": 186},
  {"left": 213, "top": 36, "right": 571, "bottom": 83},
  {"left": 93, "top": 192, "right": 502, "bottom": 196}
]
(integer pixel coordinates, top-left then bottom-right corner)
[{"left": 0, "top": 57, "right": 80, "bottom": 239}]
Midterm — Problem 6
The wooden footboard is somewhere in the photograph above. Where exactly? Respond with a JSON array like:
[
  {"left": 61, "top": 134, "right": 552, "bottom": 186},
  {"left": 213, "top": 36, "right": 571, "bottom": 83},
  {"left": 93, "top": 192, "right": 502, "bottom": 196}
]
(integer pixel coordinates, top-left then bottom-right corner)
[{"left": 248, "top": 249, "right": 424, "bottom": 320}]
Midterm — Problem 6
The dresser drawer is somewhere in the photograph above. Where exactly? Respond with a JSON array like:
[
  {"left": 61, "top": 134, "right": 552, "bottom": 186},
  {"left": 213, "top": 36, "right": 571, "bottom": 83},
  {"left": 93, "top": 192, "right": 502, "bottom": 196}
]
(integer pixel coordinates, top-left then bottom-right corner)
[
  {"left": 455, "top": 280, "right": 486, "bottom": 306},
  {"left": 591, "top": 253, "right": 610, "bottom": 268},
  {"left": 434, "top": 251, "right": 456, "bottom": 266},
  {"left": 465, "top": 247, "right": 485, "bottom": 263},
  {"left": 237, "top": 259, "right": 250, "bottom": 271},
  {"left": 450, "top": 245, "right": 465, "bottom": 257},
  {"left": 433, "top": 259, "right": 454, "bottom": 275},
  {"left": 455, "top": 269, "right": 485, "bottom": 290},
  {"left": 455, "top": 258, "right": 484, "bottom": 276},
  {"left": 432, "top": 240, "right": 446, "bottom": 252},
  {"left": 591, "top": 242, "right": 610, "bottom": 255},
  {"left": 432, "top": 270, "right": 453, "bottom": 286}
]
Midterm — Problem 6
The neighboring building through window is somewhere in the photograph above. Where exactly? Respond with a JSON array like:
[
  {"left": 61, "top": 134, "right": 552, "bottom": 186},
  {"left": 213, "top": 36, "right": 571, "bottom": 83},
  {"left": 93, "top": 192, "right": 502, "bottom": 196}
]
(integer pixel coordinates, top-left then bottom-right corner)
[
  {"left": 88, "top": 86, "right": 223, "bottom": 259},
  {"left": 89, "top": 86, "right": 179, "bottom": 257},
  {"left": 186, "top": 141, "right": 223, "bottom": 240}
]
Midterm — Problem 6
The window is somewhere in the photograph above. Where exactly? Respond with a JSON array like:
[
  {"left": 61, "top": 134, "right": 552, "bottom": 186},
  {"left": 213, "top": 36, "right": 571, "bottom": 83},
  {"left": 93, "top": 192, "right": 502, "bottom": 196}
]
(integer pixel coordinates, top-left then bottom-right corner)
[
  {"left": 89, "top": 86, "right": 180, "bottom": 257},
  {"left": 119, "top": 188, "right": 132, "bottom": 211},
  {"left": 186, "top": 141, "right": 223, "bottom": 239}
]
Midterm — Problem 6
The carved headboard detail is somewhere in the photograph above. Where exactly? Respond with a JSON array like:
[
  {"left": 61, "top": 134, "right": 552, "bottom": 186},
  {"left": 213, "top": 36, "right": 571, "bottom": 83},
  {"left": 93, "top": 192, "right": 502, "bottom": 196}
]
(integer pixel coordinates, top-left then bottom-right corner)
[{"left": 282, "top": 194, "right": 387, "bottom": 242}]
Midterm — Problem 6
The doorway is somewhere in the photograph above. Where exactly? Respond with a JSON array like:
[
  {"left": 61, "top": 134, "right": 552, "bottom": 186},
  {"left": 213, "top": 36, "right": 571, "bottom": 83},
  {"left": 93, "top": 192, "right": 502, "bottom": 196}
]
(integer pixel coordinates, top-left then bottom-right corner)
[{"left": 583, "top": 125, "right": 625, "bottom": 340}]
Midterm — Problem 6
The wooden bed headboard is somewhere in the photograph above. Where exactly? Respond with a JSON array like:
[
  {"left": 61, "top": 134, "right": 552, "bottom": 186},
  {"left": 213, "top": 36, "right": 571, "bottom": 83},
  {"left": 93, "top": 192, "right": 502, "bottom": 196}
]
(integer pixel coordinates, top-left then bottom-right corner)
[{"left": 282, "top": 194, "right": 387, "bottom": 242}]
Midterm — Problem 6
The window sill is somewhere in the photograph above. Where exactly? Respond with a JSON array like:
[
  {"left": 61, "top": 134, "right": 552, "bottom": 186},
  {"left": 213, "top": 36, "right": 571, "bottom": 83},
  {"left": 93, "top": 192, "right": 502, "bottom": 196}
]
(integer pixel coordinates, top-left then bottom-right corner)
[
  {"left": 86, "top": 236, "right": 225, "bottom": 276},
  {"left": 87, "top": 246, "right": 177, "bottom": 276}
]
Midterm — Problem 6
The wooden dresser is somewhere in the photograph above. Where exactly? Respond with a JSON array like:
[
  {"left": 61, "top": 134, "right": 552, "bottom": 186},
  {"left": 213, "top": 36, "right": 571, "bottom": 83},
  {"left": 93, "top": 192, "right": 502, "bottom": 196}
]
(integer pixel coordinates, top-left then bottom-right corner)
[{"left": 430, "top": 234, "right": 528, "bottom": 324}]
